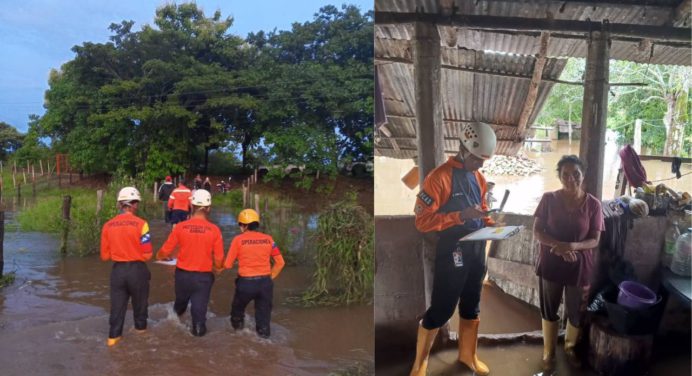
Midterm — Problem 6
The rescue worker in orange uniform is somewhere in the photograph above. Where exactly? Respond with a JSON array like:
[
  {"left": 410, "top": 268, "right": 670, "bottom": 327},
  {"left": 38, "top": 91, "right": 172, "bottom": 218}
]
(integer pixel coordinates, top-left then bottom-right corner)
[
  {"left": 224, "top": 209, "right": 285, "bottom": 338},
  {"left": 100, "top": 187, "right": 152, "bottom": 347},
  {"left": 157, "top": 189, "right": 224, "bottom": 337},
  {"left": 168, "top": 179, "right": 192, "bottom": 226},
  {"left": 410, "top": 122, "right": 498, "bottom": 376}
]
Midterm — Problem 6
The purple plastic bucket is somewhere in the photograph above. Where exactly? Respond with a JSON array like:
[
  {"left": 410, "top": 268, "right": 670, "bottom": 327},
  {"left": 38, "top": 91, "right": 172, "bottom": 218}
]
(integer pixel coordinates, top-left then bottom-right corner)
[{"left": 617, "top": 281, "right": 658, "bottom": 310}]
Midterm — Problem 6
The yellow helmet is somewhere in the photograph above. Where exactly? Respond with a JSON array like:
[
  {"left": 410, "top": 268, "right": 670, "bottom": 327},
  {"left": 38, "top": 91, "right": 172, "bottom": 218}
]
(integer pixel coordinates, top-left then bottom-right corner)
[{"left": 238, "top": 209, "right": 260, "bottom": 224}]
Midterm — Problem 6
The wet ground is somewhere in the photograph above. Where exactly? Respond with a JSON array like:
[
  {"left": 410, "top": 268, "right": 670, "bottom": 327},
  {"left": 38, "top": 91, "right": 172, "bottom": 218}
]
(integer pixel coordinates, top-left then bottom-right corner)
[
  {"left": 0, "top": 211, "right": 373, "bottom": 375},
  {"left": 375, "top": 283, "right": 691, "bottom": 376}
]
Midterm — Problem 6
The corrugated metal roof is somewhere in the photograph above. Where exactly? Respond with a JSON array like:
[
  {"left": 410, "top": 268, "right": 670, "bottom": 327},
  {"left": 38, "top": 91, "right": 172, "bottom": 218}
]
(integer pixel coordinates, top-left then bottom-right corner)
[{"left": 375, "top": 0, "right": 691, "bottom": 159}]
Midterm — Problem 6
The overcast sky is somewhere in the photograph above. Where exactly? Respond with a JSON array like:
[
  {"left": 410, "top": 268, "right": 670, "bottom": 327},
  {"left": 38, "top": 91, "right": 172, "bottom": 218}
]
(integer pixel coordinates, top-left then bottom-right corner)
[{"left": 0, "top": 0, "right": 373, "bottom": 131}]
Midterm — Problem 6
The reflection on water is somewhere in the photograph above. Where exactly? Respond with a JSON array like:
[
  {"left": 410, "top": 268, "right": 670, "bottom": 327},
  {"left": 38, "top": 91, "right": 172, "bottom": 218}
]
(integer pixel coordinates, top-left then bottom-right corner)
[{"left": 0, "top": 205, "right": 373, "bottom": 375}]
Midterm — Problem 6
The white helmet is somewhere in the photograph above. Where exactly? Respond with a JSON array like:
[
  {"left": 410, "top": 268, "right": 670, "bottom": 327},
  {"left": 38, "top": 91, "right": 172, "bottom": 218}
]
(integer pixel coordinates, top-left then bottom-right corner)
[
  {"left": 117, "top": 187, "right": 141, "bottom": 202},
  {"left": 460, "top": 122, "right": 497, "bottom": 160},
  {"left": 191, "top": 189, "right": 212, "bottom": 207}
]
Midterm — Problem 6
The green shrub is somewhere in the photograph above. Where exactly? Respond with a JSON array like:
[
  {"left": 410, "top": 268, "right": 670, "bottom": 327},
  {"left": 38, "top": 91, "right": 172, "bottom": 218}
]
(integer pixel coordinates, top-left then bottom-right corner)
[{"left": 299, "top": 192, "right": 373, "bottom": 305}]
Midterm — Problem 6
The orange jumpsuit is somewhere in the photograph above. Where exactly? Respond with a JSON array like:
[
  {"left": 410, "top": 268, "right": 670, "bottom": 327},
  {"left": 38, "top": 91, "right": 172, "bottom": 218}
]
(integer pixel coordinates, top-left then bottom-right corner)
[
  {"left": 224, "top": 230, "right": 285, "bottom": 338},
  {"left": 100, "top": 212, "right": 152, "bottom": 338}
]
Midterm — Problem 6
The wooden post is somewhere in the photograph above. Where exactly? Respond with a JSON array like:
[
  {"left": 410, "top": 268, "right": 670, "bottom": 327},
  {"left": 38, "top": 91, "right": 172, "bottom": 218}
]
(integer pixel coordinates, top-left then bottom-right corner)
[
  {"left": 31, "top": 165, "right": 35, "bottom": 180},
  {"left": 11, "top": 172, "right": 15, "bottom": 189},
  {"left": 60, "top": 195, "right": 72, "bottom": 255},
  {"left": 39, "top": 160, "right": 43, "bottom": 175},
  {"left": 254, "top": 194, "right": 260, "bottom": 213},
  {"left": 242, "top": 185, "right": 248, "bottom": 207},
  {"left": 254, "top": 169, "right": 258, "bottom": 183},
  {"left": 579, "top": 26, "right": 610, "bottom": 200},
  {"left": 634, "top": 119, "right": 642, "bottom": 154},
  {"left": 414, "top": 20, "right": 446, "bottom": 309},
  {"left": 47, "top": 160, "right": 51, "bottom": 176},
  {"left": 22, "top": 169, "right": 26, "bottom": 185},
  {"left": 154, "top": 182, "right": 158, "bottom": 202},
  {"left": 96, "top": 190, "right": 104, "bottom": 227},
  {"left": 0, "top": 211, "right": 3, "bottom": 277}
]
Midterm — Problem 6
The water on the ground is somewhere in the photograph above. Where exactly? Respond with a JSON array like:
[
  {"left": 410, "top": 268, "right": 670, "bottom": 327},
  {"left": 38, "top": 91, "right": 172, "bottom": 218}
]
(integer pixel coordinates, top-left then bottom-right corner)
[
  {"left": 375, "top": 283, "right": 691, "bottom": 376},
  {"left": 0, "top": 210, "right": 373, "bottom": 375},
  {"left": 375, "top": 134, "right": 692, "bottom": 216}
]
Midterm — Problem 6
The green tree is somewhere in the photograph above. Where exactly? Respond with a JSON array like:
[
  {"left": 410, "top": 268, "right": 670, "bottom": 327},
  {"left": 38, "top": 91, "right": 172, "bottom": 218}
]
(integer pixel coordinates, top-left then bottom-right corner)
[{"left": 0, "top": 121, "right": 24, "bottom": 160}]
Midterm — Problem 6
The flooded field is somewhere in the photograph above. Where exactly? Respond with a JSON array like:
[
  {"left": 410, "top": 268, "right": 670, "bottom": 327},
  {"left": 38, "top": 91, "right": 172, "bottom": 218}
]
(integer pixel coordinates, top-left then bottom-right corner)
[
  {"left": 375, "top": 136, "right": 691, "bottom": 216},
  {"left": 0, "top": 210, "right": 373, "bottom": 375}
]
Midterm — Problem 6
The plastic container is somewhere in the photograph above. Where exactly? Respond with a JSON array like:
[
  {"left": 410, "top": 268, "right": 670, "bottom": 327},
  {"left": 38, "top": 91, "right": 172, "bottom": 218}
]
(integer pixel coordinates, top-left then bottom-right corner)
[
  {"left": 663, "top": 220, "right": 681, "bottom": 268},
  {"left": 617, "top": 281, "right": 658, "bottom": 310},
  {"left": 671, "top": 228, "right": 692, "bottom": 277},
  {"left": 604, "top": 287, "right": 665, "bottom": 336}
]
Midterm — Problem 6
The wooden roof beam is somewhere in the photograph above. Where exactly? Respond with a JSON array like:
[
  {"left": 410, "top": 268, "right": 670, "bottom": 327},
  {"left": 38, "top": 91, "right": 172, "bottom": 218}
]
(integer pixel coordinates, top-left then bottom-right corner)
[
  {"left": 516, "top": 32, "right": 549, "bottom": 139},
  {"left": 375, "top": 12, "right": 691, "bottom": 43},
  {"left": 376, "top": 56, "right": 646, "bottom": 86}
]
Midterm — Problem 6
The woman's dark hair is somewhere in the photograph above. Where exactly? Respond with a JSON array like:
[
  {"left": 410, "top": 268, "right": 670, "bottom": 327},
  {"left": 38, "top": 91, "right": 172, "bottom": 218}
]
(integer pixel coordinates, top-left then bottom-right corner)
[{"left": 556, "top": 155, "right": 585, "bottom": 176}]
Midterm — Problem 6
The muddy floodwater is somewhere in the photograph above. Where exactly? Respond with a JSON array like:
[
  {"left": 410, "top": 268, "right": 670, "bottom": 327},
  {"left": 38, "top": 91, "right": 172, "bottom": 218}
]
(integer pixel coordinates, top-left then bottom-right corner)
[
  {"left": 375, "top": 134, "right": 692, "bottom": 216},
  {"left": 0, "top": 211, "right": 373, "bottom": 375},
  {"left": 375, "top": 283, "right": 690, "bottom": 376}
]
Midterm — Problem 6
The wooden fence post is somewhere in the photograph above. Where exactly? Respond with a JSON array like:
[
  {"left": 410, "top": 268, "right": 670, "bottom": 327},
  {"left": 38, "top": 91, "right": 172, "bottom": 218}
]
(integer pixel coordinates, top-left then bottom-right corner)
[
  {"left": 22, "top": 169, "right": 26, "bottom": 185},
  {"left": 254, "top": 194, "right": 260, "bottom": 213},
  {"left": 154, "top": 182, "right": 158, "bottom": 202},
  {"left": 47, "top": 160, "right": 51, "bottom": 176},
  {"left": 60, "top": 195, "right": 72, "bottom": 255},
  {"left": 39, "top": 160, "right": 43, "bottom": 175},
  {"left": 96, "top": 190, "right": 104, "bottom": 227},
  {"left": 242, "top": 184, "right": 248, "bottom": 207},
  {"left": 0, "top": 211, "right": 4, "bottom": 277}
]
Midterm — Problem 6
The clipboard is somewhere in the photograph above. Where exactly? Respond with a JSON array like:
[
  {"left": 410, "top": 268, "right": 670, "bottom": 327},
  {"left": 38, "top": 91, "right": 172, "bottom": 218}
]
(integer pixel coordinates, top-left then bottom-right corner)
[{"left": 459, "top": 226, "right": 524, "bottom": 241}]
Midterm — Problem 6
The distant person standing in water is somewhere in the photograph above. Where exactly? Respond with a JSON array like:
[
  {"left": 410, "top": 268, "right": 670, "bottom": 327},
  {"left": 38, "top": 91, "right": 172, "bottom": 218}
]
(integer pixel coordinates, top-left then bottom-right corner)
[
  {"left": 158, "top": 175, "right": 175, "bottom": 223},
  {"left": 168, "top": 180, "right": 192, "bottom": 227},
  {"left": 157, "top": 189, "right": 224, "bottom": 337},
  {"left": 224, "top": 209, "right": 285, "bottom": 338},
  {"left": 100, "top": 187, "right": 152, "bottom": 347}
]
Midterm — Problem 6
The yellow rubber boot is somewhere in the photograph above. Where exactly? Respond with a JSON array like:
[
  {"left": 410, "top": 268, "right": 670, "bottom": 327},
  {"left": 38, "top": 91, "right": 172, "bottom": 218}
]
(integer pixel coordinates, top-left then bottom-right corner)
[
  {"left": 541, "top": 319, "right": 559, "bottom": 372},
  {"left": 564, "top": 321, "right": 582, "bottom": 368},
  {"left": 107, "top": 336, "right": 121, "bottom": 347},
  {"left": 410, "top": 324, "right": 439, "bottom": 376},
  {"left": 458, "top": 318, "right": 490, "bottom": 375}
]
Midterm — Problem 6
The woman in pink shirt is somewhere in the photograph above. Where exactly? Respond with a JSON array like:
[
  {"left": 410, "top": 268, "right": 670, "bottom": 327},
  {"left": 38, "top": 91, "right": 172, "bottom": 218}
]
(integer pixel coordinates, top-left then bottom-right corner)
[{"left": 533, "top": 155, "right": 604, "bottom": 372}]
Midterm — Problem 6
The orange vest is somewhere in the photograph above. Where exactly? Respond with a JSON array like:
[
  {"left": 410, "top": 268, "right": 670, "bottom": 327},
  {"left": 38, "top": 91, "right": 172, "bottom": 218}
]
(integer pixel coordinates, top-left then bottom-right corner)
[
  {"left": 224, "top": 231, "right": 284, "bottom": 277},
  {"left": 158, "top": 217, "right": 224, "bottom": 272},
  {"left": 168, "top": 186, "right": 192, "bottom": 211},
  {"left": 101, "top": 212, "right": 152, "bottom": 262}
]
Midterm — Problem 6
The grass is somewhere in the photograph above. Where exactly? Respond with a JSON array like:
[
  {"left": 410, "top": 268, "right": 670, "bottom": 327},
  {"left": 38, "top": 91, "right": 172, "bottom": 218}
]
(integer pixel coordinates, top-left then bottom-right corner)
[
  {"left": 16, "top": 176, "right": 160, "bottom": 256},
  {"left": 0, "top": 272, "right": 16, "bottom": 288},
  {"left": 296, "top": 192, "right": 374, "bottom": 306}
]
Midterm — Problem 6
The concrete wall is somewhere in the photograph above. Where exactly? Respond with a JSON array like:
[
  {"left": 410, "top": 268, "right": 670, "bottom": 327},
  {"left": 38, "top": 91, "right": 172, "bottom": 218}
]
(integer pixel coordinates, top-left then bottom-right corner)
[{"left": 375, "top": 215, "right": 425, "bottom": 351}]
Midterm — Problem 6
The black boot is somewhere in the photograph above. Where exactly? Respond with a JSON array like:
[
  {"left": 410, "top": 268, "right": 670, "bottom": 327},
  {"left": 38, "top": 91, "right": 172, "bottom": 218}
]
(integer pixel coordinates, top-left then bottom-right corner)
[
  {"left": 191, "top": 323, "right": 207, "bottom": 337},
  {"left": 257, "top": 326, "right": 270, "bottom": 339},
  {"left": 231, "top": 316, "right": 244, "bottom": 331}
]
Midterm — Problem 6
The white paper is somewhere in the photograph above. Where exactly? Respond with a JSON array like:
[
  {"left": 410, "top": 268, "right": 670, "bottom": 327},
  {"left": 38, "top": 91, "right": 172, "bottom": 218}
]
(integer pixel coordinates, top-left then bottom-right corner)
[
  {"left": 154, "top": 258, "right": 177, "bottom": 266},
  {"left": 459, "top": 226, "right": 524, "bottom": 241}
]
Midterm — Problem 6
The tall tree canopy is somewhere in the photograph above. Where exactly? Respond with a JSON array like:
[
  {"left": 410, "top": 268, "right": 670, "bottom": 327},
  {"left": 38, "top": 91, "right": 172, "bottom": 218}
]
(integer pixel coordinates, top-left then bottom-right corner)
[{"left": 33, "top": 3, "right": 373, "bottom": 180}]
